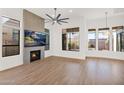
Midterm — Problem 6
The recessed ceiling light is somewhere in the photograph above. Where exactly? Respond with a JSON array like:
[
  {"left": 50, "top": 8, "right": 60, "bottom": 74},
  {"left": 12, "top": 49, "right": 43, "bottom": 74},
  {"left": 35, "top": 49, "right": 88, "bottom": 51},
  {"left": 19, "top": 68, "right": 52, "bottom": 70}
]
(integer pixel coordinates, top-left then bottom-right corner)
[{"left": 69, "top": 10, "right": 72, "bottom": 13}]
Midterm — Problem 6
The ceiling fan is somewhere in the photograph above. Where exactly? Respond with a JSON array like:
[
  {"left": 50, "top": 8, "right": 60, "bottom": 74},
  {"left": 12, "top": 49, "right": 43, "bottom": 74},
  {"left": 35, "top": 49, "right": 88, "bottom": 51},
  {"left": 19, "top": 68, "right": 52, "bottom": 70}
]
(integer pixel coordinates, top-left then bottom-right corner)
[{"left": 45, "top": 8, "right": 69, "bottom": 25}]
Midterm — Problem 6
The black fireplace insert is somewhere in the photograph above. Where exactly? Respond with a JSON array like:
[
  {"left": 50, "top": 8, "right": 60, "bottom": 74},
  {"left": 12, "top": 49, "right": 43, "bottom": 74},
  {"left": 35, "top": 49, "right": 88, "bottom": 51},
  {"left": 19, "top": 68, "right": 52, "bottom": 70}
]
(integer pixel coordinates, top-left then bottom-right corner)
[{"left": 30, "top": 50, "right": 41, "bottom": 62}]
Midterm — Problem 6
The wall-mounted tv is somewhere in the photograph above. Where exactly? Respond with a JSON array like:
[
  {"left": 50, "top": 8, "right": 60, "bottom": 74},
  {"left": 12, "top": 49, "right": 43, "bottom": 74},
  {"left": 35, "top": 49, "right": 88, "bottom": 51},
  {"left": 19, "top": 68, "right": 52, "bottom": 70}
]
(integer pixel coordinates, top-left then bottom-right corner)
[{"left": 24, "top": 30, "right": 46, "bottom": 47}]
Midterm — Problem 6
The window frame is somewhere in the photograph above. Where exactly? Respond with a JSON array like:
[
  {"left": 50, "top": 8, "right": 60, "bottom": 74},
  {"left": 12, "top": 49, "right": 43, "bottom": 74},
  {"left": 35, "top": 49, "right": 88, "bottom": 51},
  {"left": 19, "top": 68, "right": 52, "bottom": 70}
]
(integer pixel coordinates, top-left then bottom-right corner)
[
  {"left": 1, "top": 16, "right": 20, "bottom": 57},
  {"left": 88, "top": 26, "right": 124, "bottom": 52},
  {"left": 88, "top": 29, "right": 96, "bottom": 50},
  {"left": 98, "top": 28, "right": 110, "bottom": 51},
  {"left": 62, "top": 27, "right": 80, "bottom": 51}
]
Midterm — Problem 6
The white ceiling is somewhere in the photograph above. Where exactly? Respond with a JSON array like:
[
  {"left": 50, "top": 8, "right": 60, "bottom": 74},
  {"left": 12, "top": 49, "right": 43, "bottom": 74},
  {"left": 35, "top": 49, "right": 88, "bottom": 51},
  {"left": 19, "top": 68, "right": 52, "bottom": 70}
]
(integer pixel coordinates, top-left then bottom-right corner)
[{"left": 26, "top": 8, "right": 124, "bottom": 19}]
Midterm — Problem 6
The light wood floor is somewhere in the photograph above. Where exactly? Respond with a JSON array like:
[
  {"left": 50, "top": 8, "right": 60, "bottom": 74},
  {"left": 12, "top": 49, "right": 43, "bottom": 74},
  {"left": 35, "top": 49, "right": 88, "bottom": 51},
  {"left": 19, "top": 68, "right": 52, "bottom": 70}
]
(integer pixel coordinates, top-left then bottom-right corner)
[{"left": 0, "top": 56, "right": 124, "bottom": 85}]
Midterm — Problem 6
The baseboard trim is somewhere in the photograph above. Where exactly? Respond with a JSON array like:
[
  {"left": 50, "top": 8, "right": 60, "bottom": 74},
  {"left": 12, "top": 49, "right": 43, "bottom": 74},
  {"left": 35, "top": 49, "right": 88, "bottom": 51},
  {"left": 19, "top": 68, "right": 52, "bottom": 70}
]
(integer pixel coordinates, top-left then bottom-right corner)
[{"left": 86, "top": 56, "right": 124, "bottom": 61}]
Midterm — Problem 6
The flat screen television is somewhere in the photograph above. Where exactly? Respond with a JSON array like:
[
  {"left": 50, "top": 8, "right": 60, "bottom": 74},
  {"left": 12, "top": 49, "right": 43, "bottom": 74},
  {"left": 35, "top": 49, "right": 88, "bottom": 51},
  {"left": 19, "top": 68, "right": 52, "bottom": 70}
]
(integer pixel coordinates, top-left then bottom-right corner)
[{"left": 24, "top": 30, "right": 46, "bottom": 47}]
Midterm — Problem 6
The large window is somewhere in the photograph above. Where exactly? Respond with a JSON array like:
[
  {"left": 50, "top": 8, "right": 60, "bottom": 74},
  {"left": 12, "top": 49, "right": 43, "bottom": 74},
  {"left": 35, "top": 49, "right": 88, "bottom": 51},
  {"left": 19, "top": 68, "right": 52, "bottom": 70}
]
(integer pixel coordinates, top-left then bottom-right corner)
[
  {"left": 62, "top": 27, "right": 79, "bottom": 51},
  {"left": 88, "top": 26, "right": 124, "bottom": 52},
  {"left": 112, "top": 26, "right": 124, "bottom": 52},
  {"left": 88, "top": 29, "right": 96, "bottom": 50},
  {"left": 98, "top": 28, "right": 109, "bottom": 51},
  {"left": 1, "top": 16, "right": 20, "bottom": 57}
]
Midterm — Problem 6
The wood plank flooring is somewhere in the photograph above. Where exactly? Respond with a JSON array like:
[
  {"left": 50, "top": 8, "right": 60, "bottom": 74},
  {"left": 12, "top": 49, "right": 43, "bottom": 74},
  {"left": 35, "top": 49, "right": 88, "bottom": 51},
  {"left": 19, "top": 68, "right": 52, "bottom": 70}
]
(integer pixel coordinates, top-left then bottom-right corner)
[{"left": 0, "top": 56, "right": 124, "bottom": 85}]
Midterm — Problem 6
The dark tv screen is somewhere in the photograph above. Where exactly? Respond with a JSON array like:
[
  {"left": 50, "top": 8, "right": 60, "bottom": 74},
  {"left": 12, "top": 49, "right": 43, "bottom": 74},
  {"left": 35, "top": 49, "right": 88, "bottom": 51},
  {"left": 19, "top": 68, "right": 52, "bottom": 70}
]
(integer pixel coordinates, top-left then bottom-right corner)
[{"left": 24, "top": 30, "right": 46, "bottom": 47}]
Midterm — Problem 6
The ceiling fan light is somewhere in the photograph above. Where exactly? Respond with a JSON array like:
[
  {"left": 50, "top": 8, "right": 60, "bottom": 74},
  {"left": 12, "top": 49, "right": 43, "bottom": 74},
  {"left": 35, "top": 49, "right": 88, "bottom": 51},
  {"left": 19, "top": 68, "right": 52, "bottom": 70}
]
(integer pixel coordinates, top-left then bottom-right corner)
[{"left": 45, "top": 8, "right": 69, "bottom": 25}]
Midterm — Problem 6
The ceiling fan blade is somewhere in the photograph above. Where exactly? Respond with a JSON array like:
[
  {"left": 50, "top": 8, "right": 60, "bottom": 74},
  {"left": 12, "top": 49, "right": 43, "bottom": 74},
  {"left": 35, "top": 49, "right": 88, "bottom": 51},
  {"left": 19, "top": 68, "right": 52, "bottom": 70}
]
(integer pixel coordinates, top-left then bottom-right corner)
[
  {"left": 45, "top": 8, "right": 69, "bottom": 25},
  {"left": 58, "top": 18, "right": 69, "bottom": 21},
  {"left": 57, "top": 21, "right": 62, "bottom": 25},
  {"left": 46, "top": 14, "right": 54, "bottom": 20},
  {"left": 56, "top": 14, "right": 61, "bottom": 19},
  {"left": 59, "top": 20, "right": 68, "bottom": 23}
]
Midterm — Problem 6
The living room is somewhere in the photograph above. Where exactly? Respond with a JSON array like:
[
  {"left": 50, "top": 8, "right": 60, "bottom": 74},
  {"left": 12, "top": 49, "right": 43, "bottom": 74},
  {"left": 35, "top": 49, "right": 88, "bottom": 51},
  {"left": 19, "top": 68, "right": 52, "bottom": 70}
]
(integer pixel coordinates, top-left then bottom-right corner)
[{"left": 0, "top": 8, "right": 124, "bottom": 85}]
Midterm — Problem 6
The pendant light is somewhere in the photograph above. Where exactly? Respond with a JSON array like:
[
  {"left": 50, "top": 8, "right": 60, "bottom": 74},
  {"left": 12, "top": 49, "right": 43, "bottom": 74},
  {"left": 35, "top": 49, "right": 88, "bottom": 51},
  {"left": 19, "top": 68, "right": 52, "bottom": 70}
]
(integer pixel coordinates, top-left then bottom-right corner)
[{"left": 105, "top": 12, "right": 110, "bottom": 36}]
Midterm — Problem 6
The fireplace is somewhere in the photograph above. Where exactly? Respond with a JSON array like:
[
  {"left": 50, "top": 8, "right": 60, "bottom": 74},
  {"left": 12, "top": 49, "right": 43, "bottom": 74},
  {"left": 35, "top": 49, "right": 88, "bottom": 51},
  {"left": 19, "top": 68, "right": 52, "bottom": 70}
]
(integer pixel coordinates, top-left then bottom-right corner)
[{"left": 30, "top": 50, "right": 41, "bottom": 62}]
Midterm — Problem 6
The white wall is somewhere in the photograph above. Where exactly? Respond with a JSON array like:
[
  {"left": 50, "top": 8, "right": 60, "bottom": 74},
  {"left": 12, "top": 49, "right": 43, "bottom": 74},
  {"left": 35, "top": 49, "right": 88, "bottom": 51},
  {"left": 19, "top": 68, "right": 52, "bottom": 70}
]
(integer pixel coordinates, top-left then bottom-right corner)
[
  {"left": 45, "top": 16, "right": 86, "bottom": 59},
  {"left": 86, "top": 14, "right": 124, "bottom": 60},
  {"left": 0, "top": 9, "right": 23, "bottom": 71},
  {"left": 87, "top": 14, "right": 124, "bottom": 28},
  {"left": 44, "top": 24, "right": 54, "bottom": 58}
]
